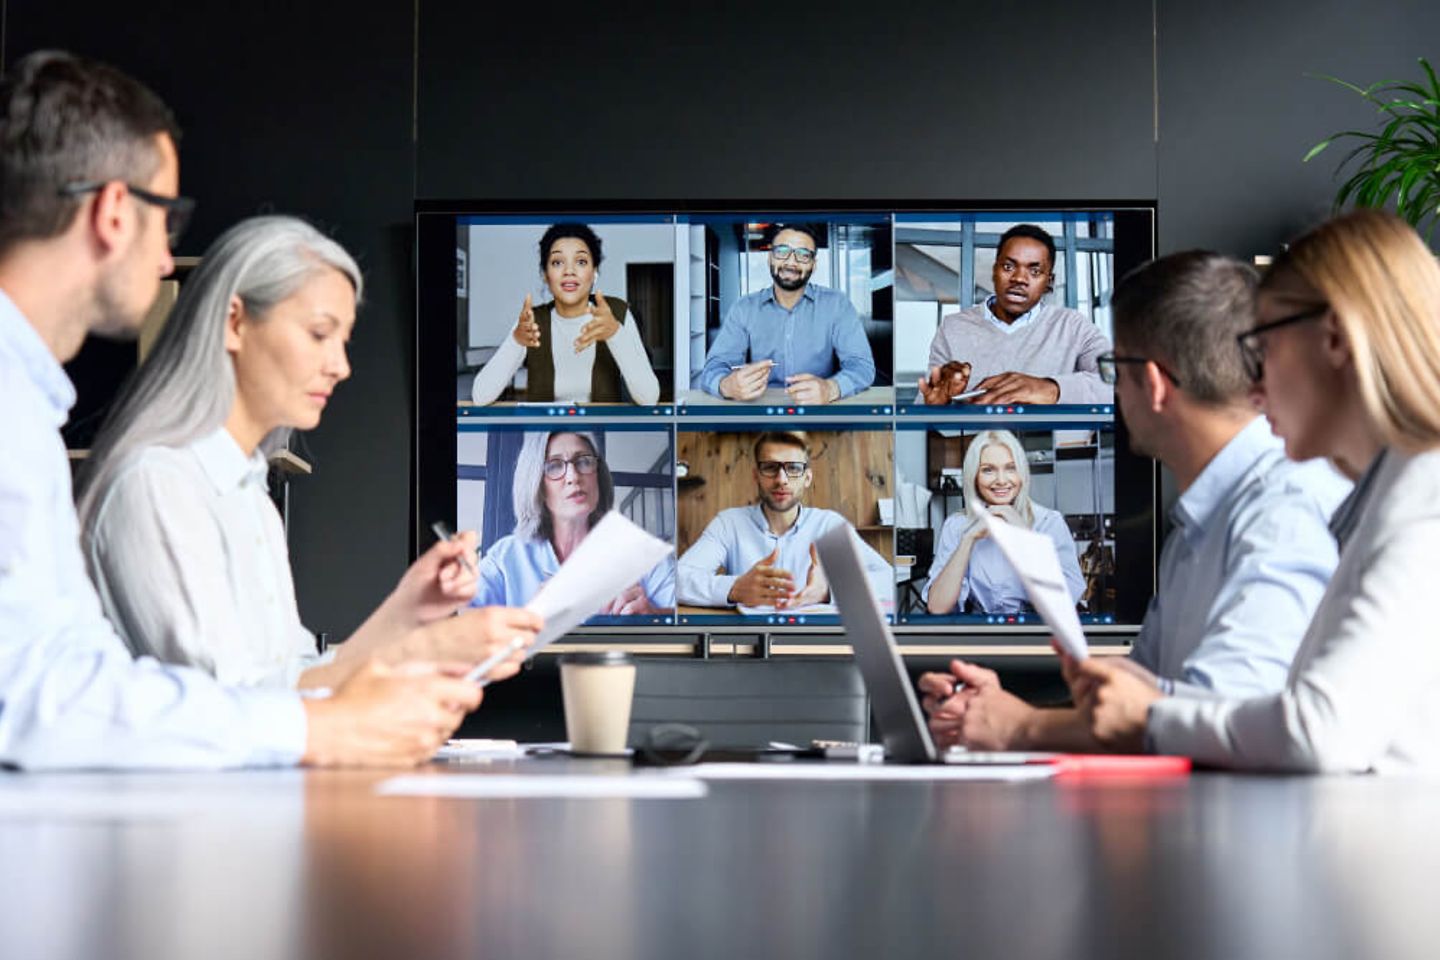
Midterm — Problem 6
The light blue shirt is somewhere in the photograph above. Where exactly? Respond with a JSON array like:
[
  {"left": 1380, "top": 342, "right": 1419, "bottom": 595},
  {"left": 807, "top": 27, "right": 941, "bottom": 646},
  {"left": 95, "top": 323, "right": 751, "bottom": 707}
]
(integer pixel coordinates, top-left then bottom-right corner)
[
  {"left": 0, "top": 290, "right": 306, "bottom": 770},
  {"left": 922, "top": 503, "right": 1085, "bottom": 614},
  {"left": 676, "top": 505, "right": 892, "bottom": 608},
  {"left": 1130, "top": 416, "right": 1351, "bottom": 698},
  {"left": 697, "top": 283, "right": 876, "bottom": 398},
  {"left": 980, "top": 295, "right": 1041, "bottom": 335},
  {"left": 474, "top": 533, "right": 675, "bottom": 613}
]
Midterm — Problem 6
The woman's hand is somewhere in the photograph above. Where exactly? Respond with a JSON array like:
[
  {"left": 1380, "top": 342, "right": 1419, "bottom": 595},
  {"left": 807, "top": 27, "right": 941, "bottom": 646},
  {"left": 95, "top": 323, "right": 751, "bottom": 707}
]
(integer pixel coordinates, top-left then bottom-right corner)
[
  {"left": 987, "top": 504, "right": 1026, "bottom": 527},
  {"left": 388, "top": 531, "right": 479, "bottom": 627},
  {"left": 512, "top": 293, "right": 541, "bottom": 348},
  {"left": 574, "top": 287, "right": 621, "bottom": 352},
  {"left": 600, "top": 583, "right": 656, "bottom": 616}
]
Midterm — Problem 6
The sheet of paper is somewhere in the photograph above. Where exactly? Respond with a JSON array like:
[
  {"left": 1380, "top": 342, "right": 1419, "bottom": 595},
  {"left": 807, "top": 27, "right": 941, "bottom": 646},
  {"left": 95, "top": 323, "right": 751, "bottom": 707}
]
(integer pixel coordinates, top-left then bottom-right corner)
[
  {"left": 736, "top": 602, "right": 838, "bottom": 617},
  {"left": 979, "top": 513, "right": 1089, "bottom": 660},
  {"left": 660, "top": 763, "right": 1055, "bottom": 782},
  {"left": 526, "top": 511, "right": 673, "bottom": 647},
  {"left": 376, "top": 775, "right": 707, "bottom": 799}
]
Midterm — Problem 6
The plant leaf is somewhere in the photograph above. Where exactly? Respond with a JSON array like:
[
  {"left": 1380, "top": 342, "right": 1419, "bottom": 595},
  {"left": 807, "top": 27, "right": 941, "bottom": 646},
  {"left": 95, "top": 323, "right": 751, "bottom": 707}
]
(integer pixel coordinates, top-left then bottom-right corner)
[{"left": 1303, "top": 139, "right": 1333, "bottom": 163}]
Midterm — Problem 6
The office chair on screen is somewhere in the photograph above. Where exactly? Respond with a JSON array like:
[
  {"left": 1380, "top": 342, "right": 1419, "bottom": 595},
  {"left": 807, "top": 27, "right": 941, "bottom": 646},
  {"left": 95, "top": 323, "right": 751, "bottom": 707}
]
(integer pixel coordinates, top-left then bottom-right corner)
[{"left": 626, "top": 658, "right": 869, "bottom": 749}]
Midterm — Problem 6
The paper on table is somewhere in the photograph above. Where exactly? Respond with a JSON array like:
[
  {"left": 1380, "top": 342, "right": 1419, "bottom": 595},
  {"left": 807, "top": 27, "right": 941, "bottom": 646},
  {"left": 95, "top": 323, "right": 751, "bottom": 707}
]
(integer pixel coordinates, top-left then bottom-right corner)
[
  {"left": 465, "top": 512, "right": 672, "bottom": 682},
  {"left": 376, "top": 775, "right": 707, "bottom": 799},
  {"left": 980, "top": 513, "right": 1088, "bottom": 660},
  {"left": 658, "top": 763, "right": 1055, "bottom": 782},
  {"left": 736, "top": 602, "right": 838, "bottom": 617}
]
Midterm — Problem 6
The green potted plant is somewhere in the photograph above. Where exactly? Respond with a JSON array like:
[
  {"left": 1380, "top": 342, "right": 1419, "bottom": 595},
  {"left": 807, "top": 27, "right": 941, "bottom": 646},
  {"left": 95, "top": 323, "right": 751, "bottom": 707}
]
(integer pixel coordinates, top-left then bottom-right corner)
[{"left": 1304, "top": 57, "right": 1440, "bottom": 243}]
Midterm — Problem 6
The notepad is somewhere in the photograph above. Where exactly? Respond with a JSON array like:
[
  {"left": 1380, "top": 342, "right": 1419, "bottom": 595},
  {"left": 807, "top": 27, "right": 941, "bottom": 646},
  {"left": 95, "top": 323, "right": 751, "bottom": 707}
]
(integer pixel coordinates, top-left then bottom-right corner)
[{"left": 376, "top": 775, "right": 707, "bottom": 799}]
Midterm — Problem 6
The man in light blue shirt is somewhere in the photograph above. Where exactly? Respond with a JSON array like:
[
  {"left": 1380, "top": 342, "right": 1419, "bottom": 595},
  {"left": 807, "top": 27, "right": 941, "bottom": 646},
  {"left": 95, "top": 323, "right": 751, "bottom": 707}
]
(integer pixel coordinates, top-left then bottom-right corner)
[
  {"left": 698, "top": 224, "right": 876, "bottom": 404},
  {"left": 677, "top": 432, "right": 892, "bottom": 609},
  {"left": 0, "top": 51, "right": 484, "bottom": 769},
  {"left": 919, "top": 251, "right": 1350, "bottom": 751}
]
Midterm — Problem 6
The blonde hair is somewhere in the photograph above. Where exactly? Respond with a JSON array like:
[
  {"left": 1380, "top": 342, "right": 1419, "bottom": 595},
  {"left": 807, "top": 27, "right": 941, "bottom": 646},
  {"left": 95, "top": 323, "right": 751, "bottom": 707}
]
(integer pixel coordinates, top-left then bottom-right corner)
[
  {"left": 1263, "top": 209, "right": 1440, "bottom": 451},
  {"left": 962, "top": 430, "right": 1034, "bottom": 526}
]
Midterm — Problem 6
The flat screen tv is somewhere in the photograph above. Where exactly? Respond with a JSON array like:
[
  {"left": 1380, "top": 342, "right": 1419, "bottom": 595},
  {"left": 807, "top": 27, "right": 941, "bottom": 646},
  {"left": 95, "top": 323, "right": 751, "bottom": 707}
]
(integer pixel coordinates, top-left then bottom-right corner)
[{"left": 416, "top": 202, "right": 1158, "bottom": 638}]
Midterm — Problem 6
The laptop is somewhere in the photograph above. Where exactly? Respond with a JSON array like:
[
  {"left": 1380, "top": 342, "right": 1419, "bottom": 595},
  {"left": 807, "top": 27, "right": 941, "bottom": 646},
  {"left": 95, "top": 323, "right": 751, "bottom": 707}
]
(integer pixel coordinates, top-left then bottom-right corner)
[{"left": 815, "top": 524, "right": 1055, "bottom": 765}]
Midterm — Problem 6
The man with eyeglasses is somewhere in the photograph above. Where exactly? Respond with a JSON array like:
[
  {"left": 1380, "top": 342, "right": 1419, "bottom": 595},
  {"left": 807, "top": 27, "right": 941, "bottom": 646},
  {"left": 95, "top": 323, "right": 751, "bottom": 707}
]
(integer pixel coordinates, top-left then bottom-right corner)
[
  {"left": 676, "top": 431, "right": 891, "bottom": 609},
  {"left": 0, "top": 50, "right": 492, "bottom": 769},
  {"left": 919, "top": 251, "right": 1350, "bottom": 752},
  {"left": 918, "top": 224, "right": 1112, "bottom": 406},
  {"left": 697, "top": 223, "right": 876, "bottom": 405}
]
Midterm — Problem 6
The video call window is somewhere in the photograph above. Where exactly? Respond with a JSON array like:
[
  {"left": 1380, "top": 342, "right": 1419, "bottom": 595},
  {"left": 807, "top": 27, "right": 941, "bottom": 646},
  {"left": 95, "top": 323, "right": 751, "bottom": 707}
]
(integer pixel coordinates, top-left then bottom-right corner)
[
  {"left": 675, "top": 426, "right": 895, "bottom": 626},
  {"left": 893, "top": 425, "right": 1117, "bottom": 625},
  {"left": 675, "top": 215, "right": 895, "bottom": 413},
  {"left": 457, "top": 424, "right": 676, "bottom": 625},
  {"left": 894, "top": 212, "right": 1116, "bottom": 410},
  {"left": 455, "top": 218, "right": 677, "bottom": 411}
]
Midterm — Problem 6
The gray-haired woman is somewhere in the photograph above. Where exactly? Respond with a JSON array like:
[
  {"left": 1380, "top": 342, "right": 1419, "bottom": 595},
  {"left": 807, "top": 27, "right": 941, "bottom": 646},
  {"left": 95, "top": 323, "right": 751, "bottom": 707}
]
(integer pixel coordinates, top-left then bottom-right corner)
[{"left": 79, "top": 215, "right": 539, "bottom": 689}]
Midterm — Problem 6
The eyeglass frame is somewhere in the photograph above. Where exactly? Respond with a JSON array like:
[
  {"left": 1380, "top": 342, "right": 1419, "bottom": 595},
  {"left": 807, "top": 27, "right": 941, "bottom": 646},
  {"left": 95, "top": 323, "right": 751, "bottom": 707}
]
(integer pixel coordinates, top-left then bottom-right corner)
[
  {"left": 770, "top": 243, "right": 816, "bottom": 264},
  {"left": 57, "top": 180, "right": 196, "bottom": 249},
  {"left": 756, "top": 460, "right": 809, "bottom": 478},
  {"left": 1096, "top": 351, "right": 1181, "bottom": 387},
  {"left": 542, "top": 454, "right": 600, "bottom": 480},
  {"left": 1234, "top": 305, "right": 1330, "bottom": 383}
]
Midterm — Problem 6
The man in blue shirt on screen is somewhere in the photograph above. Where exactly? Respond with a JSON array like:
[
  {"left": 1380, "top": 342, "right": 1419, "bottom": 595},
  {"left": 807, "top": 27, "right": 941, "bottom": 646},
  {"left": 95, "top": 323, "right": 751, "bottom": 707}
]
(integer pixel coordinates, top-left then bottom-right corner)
[
  {"left": 677, "top": 431, "right": 892, "bottom": 609},
  {"left": 697, "top": 223, "right": 876, "bottom": 404},
  {"left": 0, "top": 50, "right": 490, "bottom": 769},
  {"left": 918, "top": 251, "right": 1351, "bottom": 752}
]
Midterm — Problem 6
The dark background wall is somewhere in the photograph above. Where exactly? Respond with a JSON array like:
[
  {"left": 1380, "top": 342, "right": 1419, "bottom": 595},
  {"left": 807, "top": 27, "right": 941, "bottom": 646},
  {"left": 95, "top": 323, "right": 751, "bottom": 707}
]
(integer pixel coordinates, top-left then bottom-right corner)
[{"left": 6, "top": 0, "right": 1439, "bottom": 638}]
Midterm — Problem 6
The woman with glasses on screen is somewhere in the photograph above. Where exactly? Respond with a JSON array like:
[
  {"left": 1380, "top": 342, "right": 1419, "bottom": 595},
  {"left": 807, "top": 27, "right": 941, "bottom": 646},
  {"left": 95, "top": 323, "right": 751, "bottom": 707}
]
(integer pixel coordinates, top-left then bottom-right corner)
[
  {"left": 923, "top": 429, "right": 1085, "bottom": 615},
  {"left": 77, "top": 216, "right": 539, "bottom": 689},
  {"left": 1067, "top": 210, "right": 1440, "bottom": 773},
  {"left": 473, "top": 430, "right": 675, "bottom": 614},
  {"left": 469, "top": 223, "right": 661, "bottom": 406}
]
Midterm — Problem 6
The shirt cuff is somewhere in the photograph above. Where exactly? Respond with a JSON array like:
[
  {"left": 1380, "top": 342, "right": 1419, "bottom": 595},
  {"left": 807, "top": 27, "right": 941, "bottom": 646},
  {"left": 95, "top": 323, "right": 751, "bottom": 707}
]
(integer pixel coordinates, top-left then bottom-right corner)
[{"left": 232, "top": 687, "right": 309, "bottom": 767}]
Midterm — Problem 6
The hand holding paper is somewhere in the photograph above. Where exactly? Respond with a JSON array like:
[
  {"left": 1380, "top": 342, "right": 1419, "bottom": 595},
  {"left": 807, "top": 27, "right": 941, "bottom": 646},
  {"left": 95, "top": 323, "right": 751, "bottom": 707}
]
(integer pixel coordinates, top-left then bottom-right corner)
[{"left": 979, "top": 513, "right": 1088, "bottom": 660}]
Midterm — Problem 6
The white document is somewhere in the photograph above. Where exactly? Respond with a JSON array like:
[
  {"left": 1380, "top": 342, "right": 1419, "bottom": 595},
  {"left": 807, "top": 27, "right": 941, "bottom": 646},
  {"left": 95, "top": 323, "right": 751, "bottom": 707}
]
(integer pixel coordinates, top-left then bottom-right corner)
[
  {"left": 980, "top": 513, "right": 1089, "bottom": 660},
  {"left": 662, "top": 763, "right": 1055, "bottom": 782},
  {"left": 376, "top": 775, "right": 707, "bottom": 799},
  {"left": 737, "top": 602, "right": 838, "bottom": 617},
  {"left": 466, "top": 512, "right": 672, "bottom": 681}
]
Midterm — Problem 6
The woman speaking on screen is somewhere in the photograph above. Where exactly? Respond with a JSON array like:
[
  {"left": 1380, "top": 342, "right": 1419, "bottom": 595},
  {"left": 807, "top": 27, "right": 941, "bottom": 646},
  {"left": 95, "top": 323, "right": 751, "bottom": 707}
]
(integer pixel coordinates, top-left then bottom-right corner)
[
  {"left": 469, "top": 223, "right": 661, "bottom": 406},
  {"left": 923, "top": 428, "right": 1085, "bottom": 615}
]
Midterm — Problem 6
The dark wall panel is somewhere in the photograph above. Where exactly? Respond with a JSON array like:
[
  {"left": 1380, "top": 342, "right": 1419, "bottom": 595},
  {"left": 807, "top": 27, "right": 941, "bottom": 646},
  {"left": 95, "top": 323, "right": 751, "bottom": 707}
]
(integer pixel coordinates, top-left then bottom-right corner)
[
  {"left": 417, "top": 2, "right": 1158, "bottom": 201},
  {"left": 1155, "top": 0, "right": 1440, "bottom": 255},
  {"left": 5, "top": 0, "right": 417, "bottom": 639}
]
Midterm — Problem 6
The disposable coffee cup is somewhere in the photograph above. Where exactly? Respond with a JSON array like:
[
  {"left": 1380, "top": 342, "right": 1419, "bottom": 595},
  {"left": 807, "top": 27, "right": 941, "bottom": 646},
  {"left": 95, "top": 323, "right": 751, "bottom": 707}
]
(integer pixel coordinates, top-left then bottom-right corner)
[{"left": 559, "top": 651, "right": 637, "bottom": 756}]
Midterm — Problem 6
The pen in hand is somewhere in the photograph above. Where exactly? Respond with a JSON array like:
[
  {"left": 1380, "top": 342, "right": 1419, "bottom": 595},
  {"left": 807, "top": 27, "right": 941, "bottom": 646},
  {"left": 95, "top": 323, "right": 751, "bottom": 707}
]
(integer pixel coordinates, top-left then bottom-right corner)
[{"left": 429, "top": 520, "right": 478, "bottom": 577}]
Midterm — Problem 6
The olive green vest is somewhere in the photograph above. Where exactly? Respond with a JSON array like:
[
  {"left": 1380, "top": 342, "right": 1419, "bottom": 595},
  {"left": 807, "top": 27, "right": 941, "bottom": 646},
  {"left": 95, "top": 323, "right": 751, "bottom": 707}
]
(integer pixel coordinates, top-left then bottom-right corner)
[{"left": 525, "top": 297, "right": 628, "bottom": 403}]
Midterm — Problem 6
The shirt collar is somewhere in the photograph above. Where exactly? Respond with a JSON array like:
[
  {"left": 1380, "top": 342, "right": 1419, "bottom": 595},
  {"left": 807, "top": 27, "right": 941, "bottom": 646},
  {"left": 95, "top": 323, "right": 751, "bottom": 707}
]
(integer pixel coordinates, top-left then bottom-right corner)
[
  {"left": 747, "top": 502, "right": 808, "bottom": 536},
  {"left": 0, "top": 287, "right": 77, "bottom": 423},
  {"left": 192, "top": 427, "right": 270, "bottom": 493},
  {"left": 1328, "top": 448, "right": 1389, "bottom": 549},
  {"left": 762, "top": 283, "right": 816, "bottom": 308},
  {"left": 982, "top": 295, "right": 1040, "bottom": 333},
  {"left": 1172, "top": 417, "right": 1279, "bottom": 543}
]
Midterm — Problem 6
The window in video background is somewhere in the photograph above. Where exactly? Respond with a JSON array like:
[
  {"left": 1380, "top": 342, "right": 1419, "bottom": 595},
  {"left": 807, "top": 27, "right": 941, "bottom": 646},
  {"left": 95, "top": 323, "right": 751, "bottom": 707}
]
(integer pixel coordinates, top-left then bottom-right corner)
[
  {"left": 676, "top": 216, "right": 894, "bottom": 401},
  {"left": 674, "top": 427, "right": 895, "bottom": 622},
  {"left": 893, "top": 212, "right": 1114, "bottom": 383},
  {"left": 455, "top": 219, "right": 677, "bottom": 406},
  {"left": 893, "top": 426, "right": 1117, "bottom": 624},
  {"left": 457, "top": 425, "right": 676, "bottom": 621}
]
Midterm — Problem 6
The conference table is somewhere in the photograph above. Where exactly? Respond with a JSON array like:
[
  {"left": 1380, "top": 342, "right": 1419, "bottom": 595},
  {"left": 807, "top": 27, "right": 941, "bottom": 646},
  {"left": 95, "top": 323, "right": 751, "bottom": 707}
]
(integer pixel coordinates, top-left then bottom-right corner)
[{"left": 1, "top": 757, "right": 1437, "bottom": 960}]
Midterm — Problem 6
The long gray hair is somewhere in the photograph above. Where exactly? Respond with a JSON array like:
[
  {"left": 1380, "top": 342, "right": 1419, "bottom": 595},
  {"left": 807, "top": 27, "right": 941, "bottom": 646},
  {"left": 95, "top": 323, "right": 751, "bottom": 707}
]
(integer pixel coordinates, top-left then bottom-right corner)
[
  {"left": 511, "top": 430, "right": 614, "bottom": 542},
  {"left": 76, "top": 214, "right": 362, "bottom": 531}
]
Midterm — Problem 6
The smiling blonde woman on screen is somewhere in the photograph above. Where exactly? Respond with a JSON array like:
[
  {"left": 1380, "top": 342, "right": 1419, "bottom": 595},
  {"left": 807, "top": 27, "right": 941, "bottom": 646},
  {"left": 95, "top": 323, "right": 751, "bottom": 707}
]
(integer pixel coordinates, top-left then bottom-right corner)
[
  {"left": 1066, "top": 209, "right": 1440, "bottom": 773},
  {"left": 78, "top": 215, "right": 539, "bottom": 689},
  {"left": 923, "top": 428, "right": 1085, "bottom": 615}
]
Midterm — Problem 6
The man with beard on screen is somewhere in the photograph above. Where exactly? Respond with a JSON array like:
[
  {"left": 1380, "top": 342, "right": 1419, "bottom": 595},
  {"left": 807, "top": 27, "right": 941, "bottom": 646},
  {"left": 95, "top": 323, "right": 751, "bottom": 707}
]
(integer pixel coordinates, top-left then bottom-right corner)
[{"left": 698, "top": 223, "right": 875, "bottom": 404}]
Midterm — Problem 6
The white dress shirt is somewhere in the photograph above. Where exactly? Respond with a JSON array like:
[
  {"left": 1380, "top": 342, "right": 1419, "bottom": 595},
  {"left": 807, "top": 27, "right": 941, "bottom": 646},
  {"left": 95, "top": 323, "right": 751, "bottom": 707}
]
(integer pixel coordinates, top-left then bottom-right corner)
[
  {"left": 1147, "top": 447, "right": 1440, "bottom": 774},
  {"left": 470, "top": 306, "right": 661, "bottom": 405},
  {"left": 921, "top": 503, "right": 1085, "bottom": 614},
  {"left": 0, "top": 289, "right": 305, "bottom": 770},
  {"left": 86, "top": 429, "right": 330, "bottom": 688}
]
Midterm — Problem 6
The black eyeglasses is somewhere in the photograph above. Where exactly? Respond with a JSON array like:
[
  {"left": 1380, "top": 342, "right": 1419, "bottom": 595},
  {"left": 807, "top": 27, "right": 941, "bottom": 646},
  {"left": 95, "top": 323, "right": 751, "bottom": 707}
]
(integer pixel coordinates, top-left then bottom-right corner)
[
  {"left": 770, "top": 244, "right": 816, "bottom": 264},
  {"left": 542, "top": 454, "right": 599, "bottom": 480},
  {"left": 1097, "top": 352, "right": 1181, "bottom": 387},
  {"left": 757, "top": 460, "right": 808, "bottom": 478},
  {"left": 1235, "top": 305, "right": 1330, "bottom": 383},
  {"left": 58, "top": 180, "right": 196, "bottom": 249}
]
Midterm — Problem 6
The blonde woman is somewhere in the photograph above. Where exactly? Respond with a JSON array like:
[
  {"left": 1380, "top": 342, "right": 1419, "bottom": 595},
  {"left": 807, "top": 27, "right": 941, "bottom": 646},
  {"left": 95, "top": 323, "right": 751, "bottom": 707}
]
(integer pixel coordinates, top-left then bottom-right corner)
[
  {"left": 1068, "top": 210, "right": 1440, "bottom": 773},
  {"left": 923, "top": 429, "right": 1084, "bottom": 615}
]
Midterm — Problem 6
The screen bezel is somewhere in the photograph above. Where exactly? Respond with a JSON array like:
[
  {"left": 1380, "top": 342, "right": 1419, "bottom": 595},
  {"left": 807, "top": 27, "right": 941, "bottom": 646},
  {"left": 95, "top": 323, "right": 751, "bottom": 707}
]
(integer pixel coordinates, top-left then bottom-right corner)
[{"left": 416, "top": 199, "right": 1159, "bottom": 637}]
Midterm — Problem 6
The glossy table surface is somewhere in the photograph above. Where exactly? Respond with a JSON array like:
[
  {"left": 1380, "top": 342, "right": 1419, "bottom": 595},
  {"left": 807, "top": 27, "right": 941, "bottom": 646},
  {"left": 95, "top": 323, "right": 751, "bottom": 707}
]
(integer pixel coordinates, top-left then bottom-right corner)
[{"left": 1, "top": 759, "right": 1438, "bottom": 960}]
